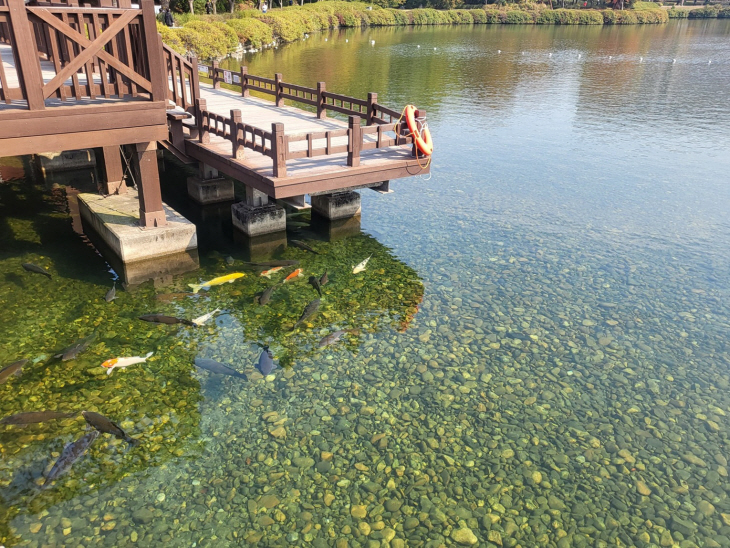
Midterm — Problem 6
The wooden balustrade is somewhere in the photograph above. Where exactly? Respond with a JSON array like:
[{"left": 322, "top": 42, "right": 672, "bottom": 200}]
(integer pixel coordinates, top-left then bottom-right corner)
[
  {"left": 0, "top": 0, "right": 164, "bottom": 110},
  {"left": 162, "top": 42, "right": 198, "bottom": 114}
]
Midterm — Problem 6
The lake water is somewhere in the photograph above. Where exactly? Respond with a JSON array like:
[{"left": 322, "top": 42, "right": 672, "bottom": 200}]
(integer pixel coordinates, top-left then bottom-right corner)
[{"left": 2, "top": 19, "right": 730, "bottom": 548}]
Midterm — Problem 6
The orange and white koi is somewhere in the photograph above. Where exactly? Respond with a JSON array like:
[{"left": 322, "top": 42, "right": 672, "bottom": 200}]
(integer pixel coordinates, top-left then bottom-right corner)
[
  {"left": 284, "top": 268, "right": 304, "bottom": 282},
  {"left": 101, "top": 352, "right": 153, "bottom": 376},
  {"left": 260, "top": 266, "right": 283, "bottom": 278}
]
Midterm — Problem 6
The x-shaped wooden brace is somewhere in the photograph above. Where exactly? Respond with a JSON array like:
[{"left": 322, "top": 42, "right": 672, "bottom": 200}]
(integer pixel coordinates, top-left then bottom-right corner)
[{"left": 29, "top": 8, "right": 152, "bottom": 100}]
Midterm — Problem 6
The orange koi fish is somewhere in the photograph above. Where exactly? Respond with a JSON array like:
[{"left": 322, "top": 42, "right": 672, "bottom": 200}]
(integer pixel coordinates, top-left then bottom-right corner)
[
  {"left": 284, "top": 268, "right": 304, "bottom": 282},
  {"left": 260, "top": 266, "right": 284, "bottom": 278}
]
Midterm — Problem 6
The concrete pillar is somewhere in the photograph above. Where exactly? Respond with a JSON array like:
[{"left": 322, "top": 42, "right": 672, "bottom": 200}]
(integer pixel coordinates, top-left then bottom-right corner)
[
  {"left": 311, "top": 212, "right": 361, "bottom": 241},
  {"left": 99, "top": 146, "right": 125, "bottom": 195},
  {"left": 233, "top": 229, "right": 288, "bottom": 261},
  {"left": 187, "top": 176, "right": 234, "bottom": 205},
  {"left": 199, "top": 163, "right": 219, "bottom": 180},
  {"left": 311, "top": 191, "right": 361, "bottom": 220},
  {"left": 231, "top": 186, "right": 285, "bottom": 237},
  {"left": 129, "top": 142, "right": 166, "bottom": 228}
]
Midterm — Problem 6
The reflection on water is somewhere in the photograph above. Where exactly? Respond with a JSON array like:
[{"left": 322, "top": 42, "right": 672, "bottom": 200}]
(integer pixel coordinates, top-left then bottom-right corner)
[{"left": 2, "top": 20, "right": 730, "bottom": 548}]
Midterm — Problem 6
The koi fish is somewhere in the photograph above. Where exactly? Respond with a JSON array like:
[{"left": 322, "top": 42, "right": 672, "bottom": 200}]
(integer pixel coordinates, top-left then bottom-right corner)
[
  {"left": 102, "top": 352, "right": 153, "bottom": 375},
  {"left": 256, "top": 346, "right": 277, "bottom": 376},
  {"left": 319, "top": 329, "right": 359, "bottom": 348},
  {"left": 256, "top": 285, "right": 277, "bottom": 305},
  {"left": 105, "top": 282, "right": 116, "bottom": 302},
  {"left": 308, "top": 276, "right": 322, "bottom": 296},
  {"left": 353, "top": 255, "right": 372, "bottom": 274},
  {"left": 22, "top": 263, "right": 52, "bottom": 279},
  {"left": 82, "top": 411, "right": 139, "bottom": 445},
  {"left": 42, "top": 430, "right": 99, "bottom": 489},
  {"left": 290, "top": 240, "right": 319, "bottom": 254},
  {"left": 192, "top": 309, "right": 220, "bottom": 327},
  {"left": 284, "top": 268, "right": 304, "bottom": 282},
  {"left": 0, "top": 411, "right": 75, "bottom": 426},
  {"left": 188, "top": 273, "right": 245, "bottom": 294},
  {"left": 139, "top": 314, "right": 195, "bottom": 326},
  {"left": 260, "top": 266, "right": 284, "bottom": 278},
  {"left": 0, "top": 359, "right": 27, "bottom": 384},
  {"left": 291, "top": 299, "right": 321, "bottom": 331}
]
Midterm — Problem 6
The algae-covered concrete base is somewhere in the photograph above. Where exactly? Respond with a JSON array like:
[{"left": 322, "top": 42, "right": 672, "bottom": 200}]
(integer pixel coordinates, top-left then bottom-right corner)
[
  {"left": 312, "top": 213, "right": 361, "bottom": 241},
  {"left": 187, "top": 176, "right": 235, "bottom": 205},
  {"left": 233, "top": 229, "right": 288, "bottom": 261},
  {"left": 231, "top": 201, "right": 286, "bottom": 237},
  {"left": 78, "top": 190, "right": 198, "bottom": 284},
  {"left": 311, "top": 191, "right": 361, "bottom": 220}
]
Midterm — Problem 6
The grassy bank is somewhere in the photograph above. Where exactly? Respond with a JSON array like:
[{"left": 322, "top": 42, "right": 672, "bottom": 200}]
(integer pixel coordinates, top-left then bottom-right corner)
[{"left": 159, "top": 1, "right": 678, "bottom": 58}]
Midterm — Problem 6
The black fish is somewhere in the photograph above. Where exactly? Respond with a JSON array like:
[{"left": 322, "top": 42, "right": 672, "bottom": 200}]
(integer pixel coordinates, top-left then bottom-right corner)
[
  {"left": 256, "top": 346, "right": 277, "bottom": 375},
  {"left": 105, "top": 282, "right": 116, "bottom": 302},
  {"left": 0, "top": 411, "right": 76, "bottom": 425},
  {"left": 319, "top": 270, "right": 328, "bottom": 286},
  {"left": 194, "top": 358, "right": 247, "bottom": 379},
  {"left": 0, "top": 359, "right": 27, "bottom": 384},
  {"left": 318, "top": 329, "right": 358, "bottom": 348},
  {"left": 42, "top": 430, "right": 99, "bottom": 489},
  {"left": 289, "top": 240, "right": 319, "bottom": 254},
  {"left": 22, "top": 263, "right": 52, "bottom": 279},
  {"left": 82, "top": 411, "right": 139, "bottom": 445},
  {"left": 244, "top": 260, "right": 299, "bottom": 268},
  {"left": 291, "top": 299, "right": 321, "bottom": 331},
  {"left": 256, "top": 285, "right": 276, "bottom": 306},
  {"left": 139, "top": 314, "right": 195, "bottom": 326},
  {"left": 54, "top": 333, "right": 96, "bottom": 361},
  {"left": 307, "top": 276, "right": 322, "bottom": 297}
]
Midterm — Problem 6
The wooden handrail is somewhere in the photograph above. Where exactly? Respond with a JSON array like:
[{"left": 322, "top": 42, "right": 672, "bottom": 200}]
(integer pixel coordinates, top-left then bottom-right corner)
[
  {"left": 161, "top": 41, "right": 198, "bottom": 114},
  {"left": 0, "top": 0, "right": 164, "bottom": 111}
]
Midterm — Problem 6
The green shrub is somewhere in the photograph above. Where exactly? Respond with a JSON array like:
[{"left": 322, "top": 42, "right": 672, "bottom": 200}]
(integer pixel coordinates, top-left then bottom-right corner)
[
  {"left": 602, "top": 9, "right": 617, "bottom": 22},
  {"left": 469, "top": 8, "right": 488, "bottom": 22},
  {"left": 634, "top": 9, "right": 668, "bottom": 22},
  {"left": 483, "top": 8, "right": 503, "bottom": 22},
  {"left": 535, "top": 8, "right": 557, "bottom": 22},
  {"left": 176, "top": 26, "right": 230, "bottom": 59},
  {"left": 254, "top": 12, "right": 305, "bottom": 41},
  {"left": 667, "top": 7, "right": 689, "bottom": 17},
  {"left": 504, "top": 9, "right": 533, "bottom": 23},
  {"left": 613, "top": 10, "right": 638, "bottom": 23},
  {"left": 688, "top": 5, "right": 720, "bottom": 18},
  {"left": 632, "top": 1, "right": 660, "bottom": 9},
  {"left": 719, "top": 7, "right": 730, "bottom": 17},
  {"left": 226, "top": 17, "right": 273, "bottom": 47},
  {"left": 451, "top": 9, "right": 474, "bottom": 22},
  {"left": 157, "top": 22, "right": 187, "bottom": 55}
]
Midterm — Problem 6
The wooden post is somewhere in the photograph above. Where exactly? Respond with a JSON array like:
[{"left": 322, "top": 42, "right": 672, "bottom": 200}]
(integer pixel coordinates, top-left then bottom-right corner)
[
  {"left": 99, "top": 146, "right": 125, "bottom": 195},
  {"left": 316, "top": 82, "right": 326, "bottom": 119},
  {"left": 274, "top": 73, "right": 283, "bottom": 107},
  {"left": 196, "top": 98, "right": 209, "bottom": 144},
  {"left": 169, "top": 117, "right": 185, "bottom": 150},
  {"left": 412, "top": 108, "right": 425, "bottom": 157},
  {"left": 7, "top": 0, "right": 45, "bottom": 110},
  {"left": 140, "top": 0, "right": 166, "bottom": 103},
  {"left": 190, "top": 55, "right": 200, "bottom": 114},
  {"left": 367, "top": 92, "right": 377, "bottom": 126},
  {"left": 131, "top": 142, "right": 166, "bottom": 228},
  {"left": 231, "top": 109, "right": 244, "bottom": 160},
  {"left": 212, "top": 60, "right": 220, "bottom": 89},
  {"left": 347, "top": 115, "right": 361, "bottom": 168},
  {"left": 271, "top": 122, "right": 286, "bottom": 178},
  {"left": 240, "top": 66, "right": 248, "bottom": 97}
]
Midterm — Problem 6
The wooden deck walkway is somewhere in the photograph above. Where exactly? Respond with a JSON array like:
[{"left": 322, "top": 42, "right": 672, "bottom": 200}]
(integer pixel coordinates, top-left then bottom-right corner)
[{"left": 183, "top": 82, "right": 428, "bottom": 200}]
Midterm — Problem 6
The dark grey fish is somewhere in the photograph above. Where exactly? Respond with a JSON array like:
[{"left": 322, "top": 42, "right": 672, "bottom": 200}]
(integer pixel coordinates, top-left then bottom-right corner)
[
  {"left": 139, "top": 314, "right": 195, "bottom": 327},
  {"left": 319, "top": 270, "right": 328, "bottom": 286},
  {"left": 22, "top": 263, "right": 52, "bottom": 279},
  {"left": 256, "top": 285, "right": 276, "bottom": 306},
  {"left": 0, "top": 359, "right": 27, "bottom": 384},
  {"left": 291, "top": 299, "right": 321, "bottom": 331},
  {"left": 82, "top": 411, "right": 139, "bottom": 445},
  {"left": 42, "top": 430, "right": 99, "bottom": 489},
  {"left": 318, "top": 329, "right": 358, "bottom": 348},
  {"left": 0, "top": 411, "right": 76, "bottom": 425},
  {"left": 256, "top": 346, "right": 277, "bottom": 375},
  {"left": 105, "top": 282, "right": 116, "bottom": 302},
  {"left": 287, "top": 221, "right": 309, "bottom": 228},
  {"left": 225, "top": 256, "right": 235, "bottom": 265},
  {"left": 244, "top": 260, "right": 299, "bottom": 268},
  {"left": 194, "top": 358, "right": 247, "bottom": 379},
  {"left": 54, "top": 333, "right": 96, "bottom": 361},
  {"left": 289, "top": 240, "right": 319, "bottom": 255},
  {"left": 307, "top": 276, "right": 322, "bottom": 297}
]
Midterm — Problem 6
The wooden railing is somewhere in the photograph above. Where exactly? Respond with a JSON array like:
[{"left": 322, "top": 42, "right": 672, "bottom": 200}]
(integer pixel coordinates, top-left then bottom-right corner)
[
  {"left": 162, "top": 42, "right": 198, "bottom": 115},
  {"left": 0, "top": 0, "right": 164, "bottom": 110},
  {"left": 192, "top": 63, "right": 417, "bottom": 178}
]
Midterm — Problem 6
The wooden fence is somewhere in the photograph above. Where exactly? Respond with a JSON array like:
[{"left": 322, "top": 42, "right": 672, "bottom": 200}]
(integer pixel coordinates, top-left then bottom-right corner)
[
  {"left": 193, "top": 61, "right": 416, "bottom": 178},
  {"left": 0, "top": 0, "right": 164, "bottom": 109}
]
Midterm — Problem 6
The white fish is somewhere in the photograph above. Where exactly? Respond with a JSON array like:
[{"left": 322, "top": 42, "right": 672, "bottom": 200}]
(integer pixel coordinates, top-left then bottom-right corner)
[
  {"left": 102, "top": 352, "right": 153, "bottom": 376},
  {"left": 352, "top": 255, "right": 372, "bottom": 274},
  {"left": 192, "top": 308, "right": 220, "bottom": 327}
]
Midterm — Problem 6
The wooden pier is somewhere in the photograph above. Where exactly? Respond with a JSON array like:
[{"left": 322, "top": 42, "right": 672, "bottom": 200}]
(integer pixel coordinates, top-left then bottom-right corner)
[{"left": 0, "top": 0, "right": 431, "bottom": 280}]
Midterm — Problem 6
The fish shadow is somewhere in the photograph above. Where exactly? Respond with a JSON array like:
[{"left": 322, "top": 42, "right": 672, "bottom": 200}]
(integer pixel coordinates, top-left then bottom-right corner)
[
  {"left": 0, "top": 454, "right": 49, "bottom": 509},
  {"left": 4, "top": 272, "right": 26, "bottom": 289}
]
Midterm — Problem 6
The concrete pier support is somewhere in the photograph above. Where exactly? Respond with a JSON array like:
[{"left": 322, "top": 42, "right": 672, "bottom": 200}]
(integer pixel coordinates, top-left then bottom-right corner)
[
  {"left": 78, "top": 190, "right": 198, "bottom": 286},
  {"left": 36, "top": 149, "right": 96, "bottom": 177},
  {"left": 187, "top": 162, "right": 234, "bottom": 205},
  {"left": 231, "top": 186, "right": 285, "bottom": 237},
  {"left": 311, "top": 191, "right": 361, "bottom": 220}
]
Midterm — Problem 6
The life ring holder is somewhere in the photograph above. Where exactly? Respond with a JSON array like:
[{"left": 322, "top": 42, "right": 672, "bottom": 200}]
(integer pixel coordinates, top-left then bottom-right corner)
[{"left": 404, "top": 105, "right": 433, "bottom": 158}]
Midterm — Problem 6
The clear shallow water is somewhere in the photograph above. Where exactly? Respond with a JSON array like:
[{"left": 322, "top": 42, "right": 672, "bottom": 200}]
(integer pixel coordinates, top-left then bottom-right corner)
[{"left": 2, "top": 20, "right": 730, "bottom": 548}]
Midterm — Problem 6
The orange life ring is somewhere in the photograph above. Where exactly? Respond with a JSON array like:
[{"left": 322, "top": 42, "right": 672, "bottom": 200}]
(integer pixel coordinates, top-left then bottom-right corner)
[{"left": 405, "top": 104, "right": 433, "bottom": 157}]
